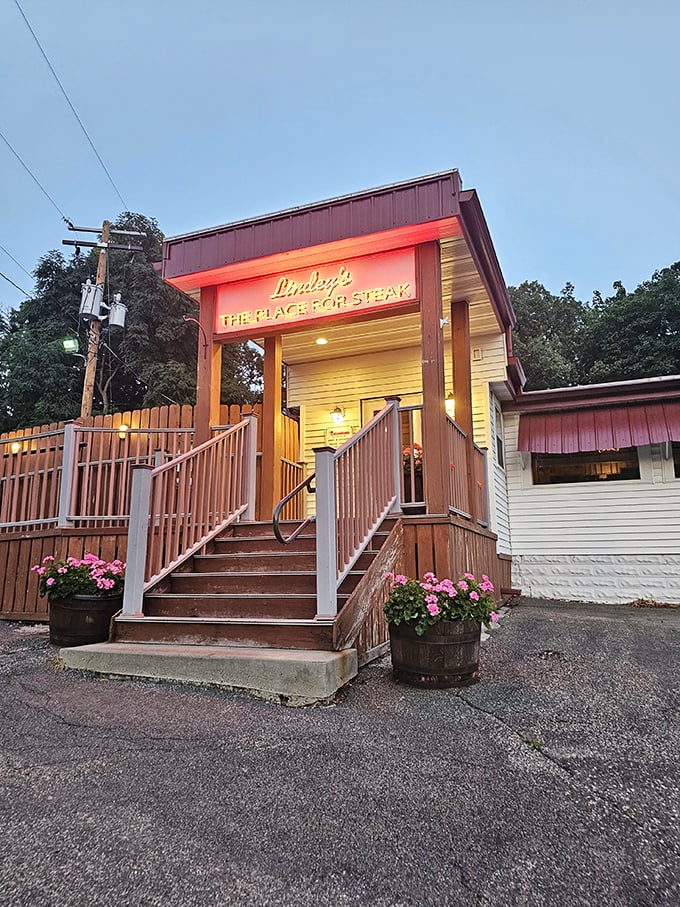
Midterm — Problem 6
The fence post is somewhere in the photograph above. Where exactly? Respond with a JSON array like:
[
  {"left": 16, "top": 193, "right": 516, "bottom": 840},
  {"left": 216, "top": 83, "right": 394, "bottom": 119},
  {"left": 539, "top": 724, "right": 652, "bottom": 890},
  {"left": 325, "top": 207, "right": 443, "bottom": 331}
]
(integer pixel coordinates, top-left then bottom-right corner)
[
  {"left": 314, "top": 446, "right": 337, "bottom": 619},
  {"left": 244, "top": 414, "right": 258, "bottom": 521},
  {"left": 385, "top": 396, "right": 402, "bottom": 513},
  {"left": 57, "top": 421, "right": 78, "bottom": 528},
  {"left": 122, "top": 464, "right": 153, "bottom": 616}
]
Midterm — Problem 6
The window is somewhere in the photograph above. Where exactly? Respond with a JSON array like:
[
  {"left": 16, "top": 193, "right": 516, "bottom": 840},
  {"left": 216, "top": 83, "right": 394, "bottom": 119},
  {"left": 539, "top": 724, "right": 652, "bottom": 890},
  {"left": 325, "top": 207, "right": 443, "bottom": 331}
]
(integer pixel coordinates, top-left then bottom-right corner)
[
  {"left": 673, "top": 442, "right": 680, "bottom": 478},
  {"left": 532, "top": 448, "right": 640, "bottom": 485},
  {"left": 494, "top": 406, "right": 505, "bottom": 469}
]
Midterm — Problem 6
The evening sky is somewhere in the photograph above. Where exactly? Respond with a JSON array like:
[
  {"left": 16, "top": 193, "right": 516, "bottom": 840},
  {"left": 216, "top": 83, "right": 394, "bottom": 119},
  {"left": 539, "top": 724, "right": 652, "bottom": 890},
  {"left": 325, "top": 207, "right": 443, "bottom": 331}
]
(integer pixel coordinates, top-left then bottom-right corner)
[{"left": 1, "top": 0, "right": 678, "bottom": 315}]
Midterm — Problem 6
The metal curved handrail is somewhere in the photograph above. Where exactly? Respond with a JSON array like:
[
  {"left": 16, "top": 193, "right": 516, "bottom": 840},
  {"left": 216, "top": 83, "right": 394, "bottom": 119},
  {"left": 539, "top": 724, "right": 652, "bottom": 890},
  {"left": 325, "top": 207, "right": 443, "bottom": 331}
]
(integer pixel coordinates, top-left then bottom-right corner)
[{"left": 272, "top": 473, "right": 316, "bottom": 545}]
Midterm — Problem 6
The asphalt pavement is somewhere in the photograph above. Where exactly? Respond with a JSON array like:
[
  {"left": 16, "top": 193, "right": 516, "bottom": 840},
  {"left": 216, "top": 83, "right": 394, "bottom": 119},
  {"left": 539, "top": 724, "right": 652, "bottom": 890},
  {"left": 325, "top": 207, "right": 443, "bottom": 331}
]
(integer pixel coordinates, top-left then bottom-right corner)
[{"left": 1, "top": 599, "right": 678, "bottom": 907}]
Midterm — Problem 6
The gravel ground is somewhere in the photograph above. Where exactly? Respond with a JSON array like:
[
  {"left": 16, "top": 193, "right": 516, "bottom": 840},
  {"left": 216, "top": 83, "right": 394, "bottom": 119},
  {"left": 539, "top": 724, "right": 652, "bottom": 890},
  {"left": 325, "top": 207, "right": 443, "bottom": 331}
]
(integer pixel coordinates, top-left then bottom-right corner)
[{"left": 0, "top": 599, "right": 678, "bottom": 907}]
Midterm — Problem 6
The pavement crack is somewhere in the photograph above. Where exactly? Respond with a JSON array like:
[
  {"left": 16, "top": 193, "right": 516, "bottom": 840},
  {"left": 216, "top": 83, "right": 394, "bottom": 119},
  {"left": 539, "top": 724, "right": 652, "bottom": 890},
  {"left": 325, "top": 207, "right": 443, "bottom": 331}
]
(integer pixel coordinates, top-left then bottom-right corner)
[{"left": 456, "top": 691, "right": 652, "bottom": 836}]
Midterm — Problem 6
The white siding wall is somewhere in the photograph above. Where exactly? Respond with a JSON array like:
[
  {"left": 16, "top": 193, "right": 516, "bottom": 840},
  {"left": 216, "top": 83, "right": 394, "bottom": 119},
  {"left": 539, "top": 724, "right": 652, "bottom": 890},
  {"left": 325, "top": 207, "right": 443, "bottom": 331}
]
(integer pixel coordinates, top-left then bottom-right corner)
[
  {"left": 505, "top": 412, "right": 680, "bottom": 603},
  {"left": 287, "top": 346, "right": 424, "bottom": 472}
]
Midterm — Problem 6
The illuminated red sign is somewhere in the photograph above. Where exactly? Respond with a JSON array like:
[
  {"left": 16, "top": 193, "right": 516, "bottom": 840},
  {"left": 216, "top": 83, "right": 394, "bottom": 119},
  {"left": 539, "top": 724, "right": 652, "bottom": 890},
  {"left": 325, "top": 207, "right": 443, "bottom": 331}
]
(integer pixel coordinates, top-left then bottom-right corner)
[{"left": 215, "top": 247, "right": 416, "bottom": 336}]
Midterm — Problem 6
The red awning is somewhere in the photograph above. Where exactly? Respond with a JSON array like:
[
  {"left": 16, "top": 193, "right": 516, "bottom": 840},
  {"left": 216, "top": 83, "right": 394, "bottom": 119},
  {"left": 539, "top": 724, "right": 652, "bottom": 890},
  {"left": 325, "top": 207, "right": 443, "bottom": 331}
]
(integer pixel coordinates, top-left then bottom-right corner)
[{"left": 517, "top": 402, "right": 680, "bottom": 453}]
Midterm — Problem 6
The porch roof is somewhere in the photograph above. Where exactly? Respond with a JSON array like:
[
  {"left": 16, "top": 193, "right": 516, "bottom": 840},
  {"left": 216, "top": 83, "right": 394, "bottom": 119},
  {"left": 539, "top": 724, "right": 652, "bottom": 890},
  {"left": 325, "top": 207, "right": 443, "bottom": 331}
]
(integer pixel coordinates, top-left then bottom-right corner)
[
  {"left": 160, "top": 170, "right": 516, "bottom": 340},
  {"left": 517, "top": 399, "right": 680, "bottom": 453}
]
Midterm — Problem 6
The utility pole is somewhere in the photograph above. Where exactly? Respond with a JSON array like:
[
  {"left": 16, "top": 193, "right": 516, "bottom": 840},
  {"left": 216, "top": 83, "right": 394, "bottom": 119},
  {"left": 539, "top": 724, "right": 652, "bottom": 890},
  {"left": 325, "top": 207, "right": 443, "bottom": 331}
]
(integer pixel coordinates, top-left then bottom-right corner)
[
  {"left": 62, "top": 221, "right": 145, "bottom": 418},
  {"left": 80, "top": 219, "right": 110, "bottom": 418}
]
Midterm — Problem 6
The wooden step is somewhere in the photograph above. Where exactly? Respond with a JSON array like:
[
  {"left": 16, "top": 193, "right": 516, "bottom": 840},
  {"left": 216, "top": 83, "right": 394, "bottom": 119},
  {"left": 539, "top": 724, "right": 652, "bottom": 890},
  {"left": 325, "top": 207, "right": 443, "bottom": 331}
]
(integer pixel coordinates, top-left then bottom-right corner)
[
  {"left": 224, "top": 520, "right": 315, "bottom": 539},
  {"left": 213, "top": 535, "right": 317, "bottom": 554},
  {"left": 170, "top": 571, "right": 317, "bottom": 595},
  {"left": 170, "top": 570, "right": 365, "bottom": 596},
  {"left": 113, "top": 615, "right": 334, "bottom": 650},
  {"left": 192, "top": 552, "right": 317, "bottom": 573},
  {"left": 144, "top": 593, "right": 318, "bottom": 620},
  {"left": 192, "top": 548, "right": 378, "bottom": 574}
]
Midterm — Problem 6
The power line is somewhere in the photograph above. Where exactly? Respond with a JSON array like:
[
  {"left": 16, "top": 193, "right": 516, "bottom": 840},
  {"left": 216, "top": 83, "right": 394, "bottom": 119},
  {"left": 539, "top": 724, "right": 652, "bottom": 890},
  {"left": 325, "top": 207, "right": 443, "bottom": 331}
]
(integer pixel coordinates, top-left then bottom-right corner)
[
  {"left": 0, "top": 129, "right": 71, "bottom": 223},
  {"left": 0, "top": 243, "right": 33, "bottom": 280},
  {"left": 12, "top": 0, "right": 128, "bottom": 211},
  {"left": 0, "top": 270, "right": 31, "bottom": 298}
]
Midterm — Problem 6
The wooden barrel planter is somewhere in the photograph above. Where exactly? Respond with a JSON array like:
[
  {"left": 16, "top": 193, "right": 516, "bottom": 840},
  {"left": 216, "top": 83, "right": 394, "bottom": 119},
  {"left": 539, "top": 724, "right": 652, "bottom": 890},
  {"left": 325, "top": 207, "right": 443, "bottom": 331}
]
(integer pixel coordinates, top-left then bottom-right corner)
[
  {"left": 389, "top": 619, "right": 481, "bottom": 688},
  {"left": 49, "top": 595, "right": 123, "bottom": 647}
]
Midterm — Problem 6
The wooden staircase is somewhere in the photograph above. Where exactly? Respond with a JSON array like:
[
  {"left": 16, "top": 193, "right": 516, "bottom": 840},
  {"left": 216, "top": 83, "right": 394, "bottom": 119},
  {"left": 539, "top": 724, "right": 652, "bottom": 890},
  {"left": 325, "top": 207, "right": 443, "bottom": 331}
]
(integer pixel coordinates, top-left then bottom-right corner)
[{"left": 111, "top": 520, "right": 391, "bottom": 651}]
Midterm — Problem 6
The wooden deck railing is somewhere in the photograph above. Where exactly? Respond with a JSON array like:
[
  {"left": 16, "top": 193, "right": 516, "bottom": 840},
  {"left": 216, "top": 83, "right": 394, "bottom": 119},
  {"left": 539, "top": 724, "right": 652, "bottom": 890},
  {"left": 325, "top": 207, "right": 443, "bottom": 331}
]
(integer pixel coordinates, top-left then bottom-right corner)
[
  {"left": 0, "top": 428, "right": 66, "bottom": 530},
  {"left": 279, "top": 457, "right": 306, "bottom": 520},
  {"left": 122, "top": 416, "right": 258, "bottom": 614},
  {"left": 314, "top": 399, "right": 401, "bottom": 617},
  {"left": 69, "top": 426, "right": 195, "bottom": 526},
  {"left": 446, "top": 415, "right": 471, "bottom": 518}
]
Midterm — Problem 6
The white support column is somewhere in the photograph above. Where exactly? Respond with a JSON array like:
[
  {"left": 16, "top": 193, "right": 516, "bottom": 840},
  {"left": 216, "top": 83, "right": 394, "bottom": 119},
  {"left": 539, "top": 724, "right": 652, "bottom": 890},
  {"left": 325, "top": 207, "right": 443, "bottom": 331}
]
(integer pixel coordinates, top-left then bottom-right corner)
[
  {"left": 314, "top": 446, "right": 337, "bottom": 619},
  {"left": 122, "top": 464, "right": 153, "bottom": 616},
  {"left": 244, "top": 414, "right": 258, "bottom": 521},
  {"left": 385, "top": 396, "right": 402, "bottom": 513},
  {"left": 57, "top": 421, "right": 78, "bottom": 528}
]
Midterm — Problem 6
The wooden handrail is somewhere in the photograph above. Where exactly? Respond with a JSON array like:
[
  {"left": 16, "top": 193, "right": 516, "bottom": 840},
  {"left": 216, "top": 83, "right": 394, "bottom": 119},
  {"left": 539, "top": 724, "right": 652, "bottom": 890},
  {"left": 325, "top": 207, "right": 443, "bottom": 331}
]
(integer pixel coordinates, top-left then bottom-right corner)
[{"left": 122, "top": 418, "right": 257, "bottom": 614}]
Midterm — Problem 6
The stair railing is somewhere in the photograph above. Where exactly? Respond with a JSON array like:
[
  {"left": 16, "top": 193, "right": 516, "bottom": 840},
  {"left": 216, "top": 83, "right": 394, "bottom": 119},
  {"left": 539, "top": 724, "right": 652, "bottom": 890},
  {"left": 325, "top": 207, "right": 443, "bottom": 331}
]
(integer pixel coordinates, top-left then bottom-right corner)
[
  {"left": 314, "top": 397, "right": 402, "bottom": 619},
  {"left": 272, "top": 473, "right": 316, "bottom": 544},
  {"left": 122, "top": 415, "right": 258, "bottom": 616}
]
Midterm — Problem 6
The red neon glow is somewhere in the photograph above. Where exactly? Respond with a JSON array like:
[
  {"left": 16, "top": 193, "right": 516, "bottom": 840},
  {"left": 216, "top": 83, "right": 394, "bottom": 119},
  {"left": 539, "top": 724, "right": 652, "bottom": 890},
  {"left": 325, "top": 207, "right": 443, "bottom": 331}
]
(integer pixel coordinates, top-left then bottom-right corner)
[{"left": 215, "top": 247, "right": 417, "bottom": 337}]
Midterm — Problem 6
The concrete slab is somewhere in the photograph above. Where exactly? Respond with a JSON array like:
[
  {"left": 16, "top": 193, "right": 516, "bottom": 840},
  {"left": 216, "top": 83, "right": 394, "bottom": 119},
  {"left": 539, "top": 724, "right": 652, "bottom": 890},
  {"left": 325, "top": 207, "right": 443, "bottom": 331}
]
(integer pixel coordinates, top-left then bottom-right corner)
[{"left": 58, "top": 642, "right": 358, "bottom": 705}]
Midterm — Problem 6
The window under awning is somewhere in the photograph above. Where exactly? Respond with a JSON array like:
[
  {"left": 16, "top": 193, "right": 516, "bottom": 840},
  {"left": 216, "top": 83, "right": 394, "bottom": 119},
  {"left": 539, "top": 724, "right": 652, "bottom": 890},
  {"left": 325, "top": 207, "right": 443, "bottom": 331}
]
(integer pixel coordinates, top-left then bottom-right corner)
[{"left": 517, "top": 402, "right": 680, "bottom": 453}]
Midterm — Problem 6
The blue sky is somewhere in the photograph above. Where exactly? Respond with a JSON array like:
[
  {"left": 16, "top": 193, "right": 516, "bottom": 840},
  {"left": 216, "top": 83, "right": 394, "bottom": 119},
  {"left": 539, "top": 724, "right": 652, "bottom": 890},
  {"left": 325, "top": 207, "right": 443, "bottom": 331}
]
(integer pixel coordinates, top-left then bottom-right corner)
[{"left": 1, "top": 0, "right": 678, "bottom": 316}]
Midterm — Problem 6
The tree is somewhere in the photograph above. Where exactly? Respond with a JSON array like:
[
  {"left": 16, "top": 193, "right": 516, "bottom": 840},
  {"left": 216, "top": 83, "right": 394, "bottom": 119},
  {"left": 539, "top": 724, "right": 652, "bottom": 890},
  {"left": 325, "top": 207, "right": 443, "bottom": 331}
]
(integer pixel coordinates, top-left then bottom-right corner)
[
  {"left": 509, "top": 281, "right": 588, "bottom": 390},
  {"left": 0, "top": 212, "right": 263, "bottom": 431},
  {"left": 581, "top": 264, "right": 680, "bottom": 383}
]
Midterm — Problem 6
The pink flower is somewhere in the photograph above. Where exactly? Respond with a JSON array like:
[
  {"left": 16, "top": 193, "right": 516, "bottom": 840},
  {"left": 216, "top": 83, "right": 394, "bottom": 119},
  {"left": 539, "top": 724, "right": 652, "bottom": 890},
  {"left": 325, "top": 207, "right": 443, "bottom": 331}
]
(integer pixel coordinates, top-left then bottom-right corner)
[
  {"left": 394, "top": 575, "right": 408, "bottom": 585},
  {"left": 384, "top": 572, "right": 394, "bottom": 580},
  {"left": 42, "top": 556, "right": 54, "bottom": 564},
  {"left": 470, "top": 591, "right": 479, "bottom": 601},
  {"left": 458, "top": 580, "right": 469, "bottom": 592},
  {"left": 420, "top": 582, "right": 433, "bottom": 592},
  {"left": 58, "top": 567, "right": 68, "bottom": 574},
  {"left": 427, "top": 602, "right": 440, "bottom": 616},
  {"left": 464, "top": 572, "right": 475, "bottom": 581},
  {"left": 490, "top": 611, "right": 499, "bottom": 623},
  {"left": 425, "top": 594, "right": 438, "bottom": 605},
  {"left": 46, "top": 577, "right": 55, "bottom": 586},
  {"left": 423, "top": 572, "right": 436, "bottom": 582}
]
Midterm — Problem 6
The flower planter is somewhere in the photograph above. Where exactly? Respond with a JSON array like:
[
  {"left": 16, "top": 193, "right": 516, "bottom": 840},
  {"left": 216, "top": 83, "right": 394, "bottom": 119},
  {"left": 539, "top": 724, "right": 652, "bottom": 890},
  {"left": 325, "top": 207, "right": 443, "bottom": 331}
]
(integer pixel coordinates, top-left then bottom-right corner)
[
  {"left": 49, "top": 594, "right": 123, "bottom": 647},
  {"left": 389, "top": 619, "right": 481, "bottom": 688}
]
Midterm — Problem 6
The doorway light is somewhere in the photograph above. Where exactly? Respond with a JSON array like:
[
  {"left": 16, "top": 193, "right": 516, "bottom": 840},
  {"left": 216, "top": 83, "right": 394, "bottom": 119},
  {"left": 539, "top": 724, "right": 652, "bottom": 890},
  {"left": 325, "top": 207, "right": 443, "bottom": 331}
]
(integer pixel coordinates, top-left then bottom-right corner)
[
  {"left": 445, "top": 394, "right": 455, "bottom": 418},
  {"left": 118, "top": 424, "right": 129, "bottom": 440},
  {"left": 10, "top": 441, "right": 21, "bottom": 455},
  {"left": 330, "top": 406, "right": 345, "bottom": 425},
  {"left": 315, "top": 337, "right": 328, "bottom": 346}
]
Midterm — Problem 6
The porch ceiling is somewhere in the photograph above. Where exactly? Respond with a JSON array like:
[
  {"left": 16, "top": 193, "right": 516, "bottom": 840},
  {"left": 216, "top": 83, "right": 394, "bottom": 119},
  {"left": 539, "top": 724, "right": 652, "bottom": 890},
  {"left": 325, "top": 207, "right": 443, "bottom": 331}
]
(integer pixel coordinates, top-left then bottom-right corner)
[{"left": 181, "top": 235, "right": 499, "bottom": 365}]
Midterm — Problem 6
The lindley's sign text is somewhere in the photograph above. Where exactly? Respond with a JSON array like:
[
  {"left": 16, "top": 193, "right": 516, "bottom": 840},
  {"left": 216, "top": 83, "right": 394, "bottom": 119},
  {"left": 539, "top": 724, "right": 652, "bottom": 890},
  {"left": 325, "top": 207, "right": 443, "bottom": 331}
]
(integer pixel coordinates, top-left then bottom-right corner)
[{"left": 215, "top": 248, "right": 417, "bottom": 335}]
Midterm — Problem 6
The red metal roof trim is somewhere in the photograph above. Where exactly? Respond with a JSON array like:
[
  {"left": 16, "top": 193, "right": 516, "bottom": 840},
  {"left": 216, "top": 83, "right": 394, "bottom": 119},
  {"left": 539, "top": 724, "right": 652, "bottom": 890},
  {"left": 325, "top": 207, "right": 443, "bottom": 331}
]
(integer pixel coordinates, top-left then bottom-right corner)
[
  {"left": 518, "top": 402, "right": 680, "bottom": 453},
  {"left": 162, "top": 170, "right": 462, "bottom": 282}
]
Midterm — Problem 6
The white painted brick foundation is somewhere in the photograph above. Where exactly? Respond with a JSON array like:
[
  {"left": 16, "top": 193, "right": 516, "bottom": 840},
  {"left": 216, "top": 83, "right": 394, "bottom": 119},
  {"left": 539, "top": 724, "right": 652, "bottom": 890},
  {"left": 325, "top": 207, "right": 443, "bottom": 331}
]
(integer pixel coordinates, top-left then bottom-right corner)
[{"left": 512, "top": 554, "right": 680, "bottom": 604}]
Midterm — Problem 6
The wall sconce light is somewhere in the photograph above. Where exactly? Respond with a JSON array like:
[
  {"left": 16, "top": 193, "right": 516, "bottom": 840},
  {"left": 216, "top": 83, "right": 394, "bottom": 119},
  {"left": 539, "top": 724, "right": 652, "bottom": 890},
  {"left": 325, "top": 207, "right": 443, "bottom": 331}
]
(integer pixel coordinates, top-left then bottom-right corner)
[
  {"left": 10, "top": 441, "right": 21, "bottom": 455},
  {"left": 117, "top": 424, "right": 129, "bottom": 440},
  {"left": 315, "top": 337, "right": 328, "bottom": 346},
  {"left": 445, "top": 393, "right": 456, "bottom": 419},
  {"left": 330, "top": 406, "right": 345, "bottom": 425}
]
